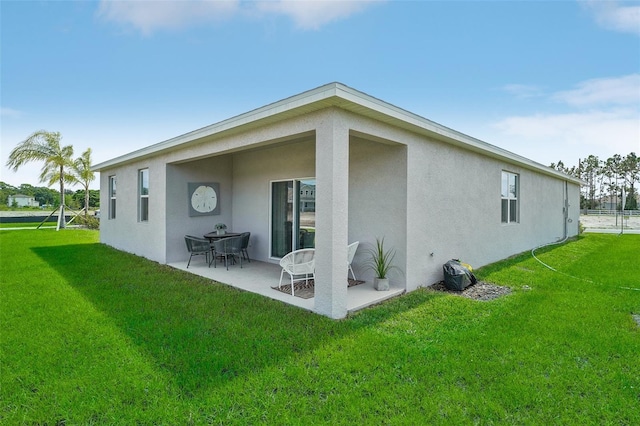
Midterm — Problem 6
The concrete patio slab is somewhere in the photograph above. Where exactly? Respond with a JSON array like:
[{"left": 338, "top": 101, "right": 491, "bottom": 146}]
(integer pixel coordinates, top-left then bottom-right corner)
[{"left": 168, "top": 258, "right": 405, "bottom": 315}]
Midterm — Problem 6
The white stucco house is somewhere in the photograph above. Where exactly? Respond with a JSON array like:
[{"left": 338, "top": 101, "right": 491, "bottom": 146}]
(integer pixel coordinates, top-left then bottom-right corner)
[
  {"left": 93, "top": 83, "right": 581, "bottom": 319},
  {"left": 8, "top": 194, "right": 40, "bottom": 208}
]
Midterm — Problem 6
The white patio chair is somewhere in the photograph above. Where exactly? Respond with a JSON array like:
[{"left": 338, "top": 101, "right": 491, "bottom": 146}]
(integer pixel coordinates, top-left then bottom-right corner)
[
  {"left": 347, "top": 241, "right": 359, "bottom": 280},
  {"left": 279, "top": 248, "right": 315, "bottom": 296}
]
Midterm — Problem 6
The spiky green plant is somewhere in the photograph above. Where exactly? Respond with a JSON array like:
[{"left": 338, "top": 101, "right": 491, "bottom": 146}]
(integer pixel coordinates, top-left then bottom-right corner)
[{"left": 366, "top": 237, "right": 397, "bottom": 278}]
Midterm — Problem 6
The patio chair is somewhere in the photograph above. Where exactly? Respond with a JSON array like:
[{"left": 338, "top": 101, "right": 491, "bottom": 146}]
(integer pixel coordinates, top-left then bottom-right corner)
[
  {"left": 347, "top": 241, "right": 359, "bottom": 280},
  {"left": 279, "top": 248, "right": 315, "bottom": 296},
  {"left": 240, "top": 232, "right": 251, "bottom": 262},
  {"left": 212, "top": 236, "right": 244, "bottom": 270},
  {"left": 185, "top": 235, "right": 213, "bottom": 268}
]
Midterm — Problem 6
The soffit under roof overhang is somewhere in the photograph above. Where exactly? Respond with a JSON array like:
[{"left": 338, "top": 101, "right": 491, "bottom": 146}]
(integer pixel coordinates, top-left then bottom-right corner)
[{"left": 92, "top": 82, "right": 582, "bottom": 185}]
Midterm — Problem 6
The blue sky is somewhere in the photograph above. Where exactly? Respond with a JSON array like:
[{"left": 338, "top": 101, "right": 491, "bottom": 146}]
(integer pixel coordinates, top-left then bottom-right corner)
[{"left": 2, "top": 0, "right": 639, "bottom": 190}]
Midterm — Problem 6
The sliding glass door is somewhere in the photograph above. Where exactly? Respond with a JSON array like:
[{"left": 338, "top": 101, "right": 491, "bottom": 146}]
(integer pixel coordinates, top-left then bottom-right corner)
[{"left": 271, "top": 178, "right": 316, "bottom": 258}]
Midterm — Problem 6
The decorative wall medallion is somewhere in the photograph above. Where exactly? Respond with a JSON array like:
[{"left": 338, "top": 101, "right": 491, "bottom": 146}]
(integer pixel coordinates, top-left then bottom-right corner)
[{"left": 188, "top": 182, "right": 220, "bottom": 216}]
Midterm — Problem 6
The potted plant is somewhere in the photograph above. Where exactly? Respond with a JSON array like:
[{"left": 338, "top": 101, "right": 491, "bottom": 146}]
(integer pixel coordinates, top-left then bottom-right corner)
[
  {"left": 215, "top": 223, "right": 227, "bottom": 235},
  {"left": 367, "top": 237, "right": 396, "bottom": 291}
]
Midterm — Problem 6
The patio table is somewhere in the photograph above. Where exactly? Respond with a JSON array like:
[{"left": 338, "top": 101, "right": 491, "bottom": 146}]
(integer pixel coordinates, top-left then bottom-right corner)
[
  {"left": 203, "top": 232, "right": 244, "bottom": 266},
  {"left": 203, "top": 231, "right": 242, "bottom": 242}
]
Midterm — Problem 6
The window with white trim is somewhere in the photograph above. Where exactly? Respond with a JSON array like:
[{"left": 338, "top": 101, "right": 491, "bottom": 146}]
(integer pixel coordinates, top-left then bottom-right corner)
[
  {"left": 139, "top": 168, "right": 149, "bottom": 222},
  {"left": 109, "top": 175, "right": 116, "bottom": 219},
  {"left": 501, "top": 171, "right": 519, "bottom": 223}
]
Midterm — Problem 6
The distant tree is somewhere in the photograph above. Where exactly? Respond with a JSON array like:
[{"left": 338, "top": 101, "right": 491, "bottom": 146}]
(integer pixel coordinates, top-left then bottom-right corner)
[
  {"left": 32, "top": 186, "right": 58, "bottom": 207},
  {"left": 620, "top": 153, "right": 639, "bottom": 210},
  {"left": 579, "top": 155, "right": 601, "bottom": 209},
  {"left": 71, "top": 148, "right": 95, "bottom": 216},
  {"left": 0, "top": 181, "right": 18, "bottom": 205},
  {"left": 602, "top": 154, "right": 622, "bottom": 210},
  {"left": 73, "top": 189, "right": 100, "bottom": 209},
  {"left": 624, "top": 187, "right": 638, "bottom": 210},
  {"left": 5, "top": 131, "right": 77, "bottom": 229},
  {"left": 89, "top": 189, "right": 100, "bottom": 208},
  {"left": 18, "top": 183, "right": 35, "bottom": 195},
  {"left": 552, "top": 152, "right": 638, "bottom": 211}
]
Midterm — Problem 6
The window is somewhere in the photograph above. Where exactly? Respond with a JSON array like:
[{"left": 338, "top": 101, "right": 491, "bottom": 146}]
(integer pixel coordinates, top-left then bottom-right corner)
[
  {"left": 109, "top": 175, "right": 117, "bottom": 219},
  {"left": 139, "top": 168, "right": 149, "bottom": 222},
  {"left": 501, "top": 171, "right": 519, "bottom": 223}
]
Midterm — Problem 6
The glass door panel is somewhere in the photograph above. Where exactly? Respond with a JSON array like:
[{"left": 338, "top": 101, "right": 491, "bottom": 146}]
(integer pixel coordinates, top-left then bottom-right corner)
[
  {"left": 271, "top": 181, "right": 293, "bottom": 258},
  {"left": 271, "top": 178, "right": 316, "bottom": 257},
  {"left": 298, "top": 179, "right": 316, "bottom": 249}
]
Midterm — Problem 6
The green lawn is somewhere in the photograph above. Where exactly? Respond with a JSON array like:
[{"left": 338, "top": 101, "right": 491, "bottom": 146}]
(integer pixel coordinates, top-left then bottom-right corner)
[
  {"left": 0, "top": 222, "right": 55, "bottom": 229},
  {"left": 1, "top": 230, "right": 639, "bottom": 424}
]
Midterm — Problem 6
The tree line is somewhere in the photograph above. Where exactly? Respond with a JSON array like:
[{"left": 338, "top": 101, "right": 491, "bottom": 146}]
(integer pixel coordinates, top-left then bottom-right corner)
[
  {"left": 0, "top": 182, "right": 99, "bottom": 210},
  {"left": 550, "top": 152, "right": 639, "bottom": 210}
]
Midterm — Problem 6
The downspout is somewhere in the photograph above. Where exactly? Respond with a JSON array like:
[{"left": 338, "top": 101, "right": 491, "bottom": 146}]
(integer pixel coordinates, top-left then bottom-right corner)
[
  {"left": 531, "top": 179, "right": 570, "bottom": 271},
  {"left": 563, "top": 180, "right": 569, "bottom": 240}
]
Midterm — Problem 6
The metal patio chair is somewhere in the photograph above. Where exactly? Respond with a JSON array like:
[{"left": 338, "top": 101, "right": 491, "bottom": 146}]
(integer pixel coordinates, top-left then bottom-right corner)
[
  {"left": 240, "top": 232, "right": 251, "bottom": 262},
  {"left": 185, "top": 235, "right": 213, "bottom": 268},
  {"left": 212, "top": 236, "right": 244, "bottom": 270}
]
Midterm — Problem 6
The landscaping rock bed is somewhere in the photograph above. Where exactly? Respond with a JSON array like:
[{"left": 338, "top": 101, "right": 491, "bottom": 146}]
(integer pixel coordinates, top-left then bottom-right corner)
[{"left": 429, "top": 281, "right": 512, "bottom": 301}]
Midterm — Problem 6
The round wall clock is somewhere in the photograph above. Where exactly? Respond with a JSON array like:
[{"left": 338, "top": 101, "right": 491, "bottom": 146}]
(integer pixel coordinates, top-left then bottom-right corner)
[{"left": 188, "top": 182, "right": 220, "bottom": 216}]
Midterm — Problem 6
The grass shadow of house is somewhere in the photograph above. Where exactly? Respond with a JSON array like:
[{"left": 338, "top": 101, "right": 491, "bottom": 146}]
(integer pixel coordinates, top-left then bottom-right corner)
[{"left": 30, "top": 242, "right": 439, "bottom": 396}]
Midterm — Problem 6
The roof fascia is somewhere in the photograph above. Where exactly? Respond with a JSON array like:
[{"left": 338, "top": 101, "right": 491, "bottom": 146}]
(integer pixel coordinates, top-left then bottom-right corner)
[
  {"left": 333, "top": 84, "right": 583, "bottom": 185},
  {"left": 92, "top": 83, "right": 342, "bottom": 171},
  {"left": 93, "top": 82, "right": 583, "bottom": 185}
]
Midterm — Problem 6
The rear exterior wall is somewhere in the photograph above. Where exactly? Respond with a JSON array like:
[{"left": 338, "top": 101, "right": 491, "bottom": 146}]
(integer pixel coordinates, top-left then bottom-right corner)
[{"left": 404, "top": 135, "right": 580, "bottom": 289}]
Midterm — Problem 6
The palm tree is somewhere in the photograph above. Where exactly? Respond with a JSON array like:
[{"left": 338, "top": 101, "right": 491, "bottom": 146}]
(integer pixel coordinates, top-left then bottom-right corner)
[
  {"left": 71, "top": 148, "right": 95, "bottom": 217},
  {"left": 5, "top": 130, "right": 76, "bottom": 229}
]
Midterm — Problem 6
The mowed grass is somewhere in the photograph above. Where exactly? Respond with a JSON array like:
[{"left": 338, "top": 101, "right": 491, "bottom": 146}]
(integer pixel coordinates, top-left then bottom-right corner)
[
  {"left": 1, "top": 230, "right": 639, "bottom": 424},
  {"left": 0, "top": 222, "right": 55, "bottom": 229}
]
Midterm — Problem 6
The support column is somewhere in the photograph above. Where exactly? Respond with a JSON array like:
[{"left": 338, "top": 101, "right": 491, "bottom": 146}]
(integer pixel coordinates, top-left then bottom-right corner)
[{"left": 314, "top": 110, "right": 349, "bottom": 319}]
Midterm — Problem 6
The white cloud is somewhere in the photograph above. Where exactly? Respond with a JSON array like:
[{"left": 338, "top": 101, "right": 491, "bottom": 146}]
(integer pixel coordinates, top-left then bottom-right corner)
[
  {"left": 98, "top": 0, "right": 240, "bottom": 35},
  {"left": 255, "top": 0, "right": 379, "bottom": 30},
  {"left": 582, "top": 0, "right": 640, "bottom": 36},
  {"left": 501, "top": 84, "right": 544, "bottom": 99},
  {"left": 553, "top": 74, "right": 640, "bottom": 107},
  {"left": 494, "top": 109, "right": 639, "bottom": 156},
  {"left": 491, "top": 75, "right": 640, "bottom": 165},
  {"left": 0, "top": 108, "right": 23, "bottom": 118},
  {"left": 98, "top": 0, "right": 380, "bottom": 34}
]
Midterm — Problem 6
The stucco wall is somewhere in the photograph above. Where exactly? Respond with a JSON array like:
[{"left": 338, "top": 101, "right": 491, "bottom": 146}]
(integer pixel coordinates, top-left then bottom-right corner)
[
  {"left": 99, "top": 159, "right": 167, "bottom": 262},
  {"left": 165, "top": 156, "right": 234, "bottom": 263},
  {"left": 231, "top": 139, "right": 316, "bottom": 263},
  {"left": 348, "top": 137, "right": 407, "bottom": 288},
  {"left": 99, "top": 106, "right": 580, "bottom": 296},
  {"left": 330, "top": 110, "right": 580, "bottom": 291},
  {"left": 100, "top": 110, "right": 322, "bottom": 264},
  {"left": 403, "top": 136, "right": 580, "bottom": 289}
]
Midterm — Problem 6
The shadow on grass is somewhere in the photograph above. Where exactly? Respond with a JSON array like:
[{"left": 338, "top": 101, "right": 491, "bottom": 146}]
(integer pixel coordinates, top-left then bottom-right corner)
[{"left": 31, "top": 242, "right": 434, "bottom": 396}]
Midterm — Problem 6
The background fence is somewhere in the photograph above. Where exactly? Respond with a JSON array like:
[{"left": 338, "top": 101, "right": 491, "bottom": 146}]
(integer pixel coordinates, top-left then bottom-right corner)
[{"left": 582, "top": 209, "right": 640, "bottom": 216}]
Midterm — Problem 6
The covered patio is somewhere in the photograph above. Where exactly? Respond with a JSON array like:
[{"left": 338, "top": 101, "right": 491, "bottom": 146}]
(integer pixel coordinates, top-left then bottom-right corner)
[
  {"left": 168, "top": 259, "right": 405, "bottom": 315},
  {"left": 95, "top": 84, "right": 420, "bottom": 318},
  {"left": 161, "top": 108, "right": 409, "bottom": 319}
]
